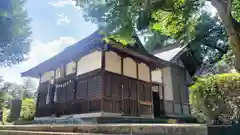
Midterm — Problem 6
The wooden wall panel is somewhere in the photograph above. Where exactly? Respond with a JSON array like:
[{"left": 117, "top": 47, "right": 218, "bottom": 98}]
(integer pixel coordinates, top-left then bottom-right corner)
[
  {"left": 89, "top": 100, "right": 101, "bottom": 112},
  {"left": 103, "top": 99, "right": 113, "bottom": 113},
  {"left": 140, "top": 104, "right": 152, "bottom": 115},
  {"left": 122, "top": 77, "right": 138, "bottom": 116},
  {"left": 73, "top": 99, "right": 88, "bottom": 114},
  {"left": 138, "top": 82, "right": 152, "bottom": 116},
  {"left": 103, "top": 99, "right": 122, "bottom": 113}
]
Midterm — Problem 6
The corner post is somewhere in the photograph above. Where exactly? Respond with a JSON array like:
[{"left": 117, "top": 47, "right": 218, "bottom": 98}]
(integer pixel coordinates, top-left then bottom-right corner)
[
  {"left": 101, "top": 45, "right": 106, "bottom": 113},
  {"left": 149, "top": 64, "right": 154, "bottom": 118}
]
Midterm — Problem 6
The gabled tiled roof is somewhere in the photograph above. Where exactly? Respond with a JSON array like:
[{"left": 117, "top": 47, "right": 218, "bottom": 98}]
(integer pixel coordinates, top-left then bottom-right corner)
[
  {"left": 21, "top": 30, "right": 104, "bottom": 78},
  {"left": 21, "top": 30, "right": 171, "bottom": 78}
]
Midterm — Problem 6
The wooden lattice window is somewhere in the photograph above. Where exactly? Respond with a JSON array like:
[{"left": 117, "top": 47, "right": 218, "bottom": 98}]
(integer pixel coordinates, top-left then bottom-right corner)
[
  {"left": 139, "top": 82, "right": 151, "bottom": 102},
  {"left": 76, "top": 80, "right": 87, "bottom": 99},
  {"left": 129, "top": 80, "right": 137, "bottom": 100},
  {"left": 37, "top": 82, "right": 49, "bottom": 106},
  {"left": 111, "top": 75, "right": 122, "bottom": 98},
  {"left": 57, "top": 83, "right": 67, "bottom": 102},
  {"left": 66, "top": 80, "right": 75, "bottom": 101},
  {"left": 87, "top": 76, "right": 101, "bottom": 98},
  {"left": 105, "top": 73, "right": 122, "bottom": 98}
]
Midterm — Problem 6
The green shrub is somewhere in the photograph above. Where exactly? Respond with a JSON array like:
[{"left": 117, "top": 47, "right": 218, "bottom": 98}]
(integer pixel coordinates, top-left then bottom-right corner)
[
  {"left": 1, "top": 108, "right": 11, "bottom": 124},
  {"left": 20, "top": 98, "right": 36, "bottom": 121},
  {"left": 189, "top": 73, "right": 240, "bottom": 124}
]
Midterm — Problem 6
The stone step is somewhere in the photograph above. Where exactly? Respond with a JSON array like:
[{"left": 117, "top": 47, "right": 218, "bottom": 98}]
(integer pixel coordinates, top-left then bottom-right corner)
[
  {"left": 0, "top": 124, "right": 207, "bottom": 135},
  {"left": 0, "top": 130, "right": 117, "bottom": 135}
]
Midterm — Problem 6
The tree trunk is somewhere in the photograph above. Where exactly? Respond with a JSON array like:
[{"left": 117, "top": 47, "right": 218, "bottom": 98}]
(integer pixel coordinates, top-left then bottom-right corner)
[
  {"left": 229, "top": 34, "right": 240, "bottom": 72},
  {"left": 211, "top": 0, "right": 240, "bottom": 71}
]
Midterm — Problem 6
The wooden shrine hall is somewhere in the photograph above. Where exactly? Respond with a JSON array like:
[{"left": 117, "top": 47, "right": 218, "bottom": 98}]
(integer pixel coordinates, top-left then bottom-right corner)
[{"left": 21, "top": 30, "right": 193, "bottom": 123}]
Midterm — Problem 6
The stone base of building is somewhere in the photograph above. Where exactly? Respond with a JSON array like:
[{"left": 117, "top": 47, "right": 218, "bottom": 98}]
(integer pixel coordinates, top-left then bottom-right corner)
[{"left": 31, "top": 112, "right": 197, "bottom": 125}]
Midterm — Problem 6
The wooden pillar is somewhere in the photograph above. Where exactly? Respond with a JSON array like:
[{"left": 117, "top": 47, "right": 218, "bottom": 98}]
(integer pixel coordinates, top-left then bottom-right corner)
[
  {"left": 149, "top": 64, "right": 154, "bottom": 118},
  {"left": 121, "top": 56, "right": 124, "bottom": 115},
  {"left": 74, "top": 61, "right": 78, "bottom": 100},
  {"left": 101, "top": 49, "right": 106, "bottom": 112},
  {"left": 51, "top": 69, "right": 56, "bottom": 115},
  {"left": 136, "top": 61, "right": 140, "bottom": 117}
]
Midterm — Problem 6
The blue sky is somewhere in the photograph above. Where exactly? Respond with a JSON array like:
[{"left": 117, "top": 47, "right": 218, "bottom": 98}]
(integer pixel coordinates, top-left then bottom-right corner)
[{"left": 0, "top": 0, "right": 97, "bottom": 84}]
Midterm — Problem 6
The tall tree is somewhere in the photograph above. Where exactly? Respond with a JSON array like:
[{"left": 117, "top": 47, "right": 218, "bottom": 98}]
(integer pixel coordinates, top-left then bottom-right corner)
[
  {"left": 75, "top": 0, "right": 240, "bottom": 71},
  {"left": 0, "top": 0, "right": 31, "bottom": 67}
]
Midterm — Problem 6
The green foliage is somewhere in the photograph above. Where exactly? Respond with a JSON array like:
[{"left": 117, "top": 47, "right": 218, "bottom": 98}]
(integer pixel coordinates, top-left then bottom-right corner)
[
  {"left": 75, "top": 0, "right": 201, "bottom": 43},
  {"left": 0, "top": 77, "right": 12, "bottom": 109},
  {"left": 75, "top": 0, "right": 231, "bottom": 70},
  {"left": 0, "top": 0, "right": 31, "bottom": 67},
  {"left": 198, "top": 50, "right": 236, "bottom": 76},
  {"left": 2, "top": 108, "right": 10, "bottom": 123},
  {"left": 189, "top": 73, "right": 240, "bottom": 124},
  {"left": 188, "top": 12, "right": 228, "bottom": 64},
  {"left": 232, "top": 0, "right": 240, "bottom": 22},
  {"left": 20, "top": 98, "right": 35, "bottom": 121},
  {"left": 0, "top": 77, "right": 37, "bottom": 122},
  {"left": 0, "top": 92, "right": 8, "bottom": 109}
]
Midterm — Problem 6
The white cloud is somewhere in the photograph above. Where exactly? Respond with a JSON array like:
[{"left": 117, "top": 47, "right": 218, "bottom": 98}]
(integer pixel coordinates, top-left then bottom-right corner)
[
  {"left": 0, "top": 37, "right": 77, "bottom": 84},
  {"left": 48, "top": 0, "right": 76, "bottom": 7},
  {"left": 56, "top": 13, "right": 71, "bottom": 25}
]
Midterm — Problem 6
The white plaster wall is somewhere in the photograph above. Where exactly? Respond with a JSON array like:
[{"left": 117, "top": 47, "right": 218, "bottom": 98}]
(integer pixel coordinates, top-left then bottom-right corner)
[
  {"left": 105, "top": 51, "right": 121, "bottom": 74},
  {"left": 55, "top": 68, "right": 61, "bottom": 79},
  {"left": 66, "top": 61, "right": 76, "bottom": 75},
  {"left": 151, "top": 69, "right": 162, "bottom": 83},
  {"left": 138, "top": 63, "right": 150, "bottom": 82},
  {"left": 123, "top": 57, "right": 137, "bottom": 79},
  {"left": 162, "top": 67, "right": 173, "bottom": 100},
  {"left": 40, "top": 71, "right": 54, "bottom": 83},
  {"left": 77, "top": 51, "right": 102, "bottom": 76}
]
